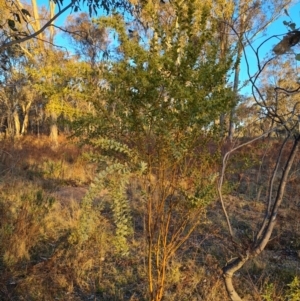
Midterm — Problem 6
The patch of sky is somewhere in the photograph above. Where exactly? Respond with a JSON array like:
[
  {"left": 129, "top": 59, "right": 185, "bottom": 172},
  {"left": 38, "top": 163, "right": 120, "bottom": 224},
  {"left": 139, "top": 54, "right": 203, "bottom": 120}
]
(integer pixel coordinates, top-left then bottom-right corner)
[{"left": 239, "top": 2, "right": 300, "bottom": 97}]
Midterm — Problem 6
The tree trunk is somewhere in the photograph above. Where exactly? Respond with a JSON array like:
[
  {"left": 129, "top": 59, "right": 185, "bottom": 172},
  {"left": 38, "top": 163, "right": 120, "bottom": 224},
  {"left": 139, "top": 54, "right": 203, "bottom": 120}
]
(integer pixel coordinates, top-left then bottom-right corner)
[
  {"left": 21, "top": 111, "right": 29, "bottom": 135},
  {"left": 0, "top": 114, "right": 6, "bottom": 134},
  {"left": 228, "top": 8, "right": 245, "bottom": 142},
  {"left": 30, "top": 0, "right": 44, "bottom": 49},
  {"left": 223, "top": 255, "right": 249, "bottom": 301},
  {"left": 222, "top": 136, "right": 300, "bottom": 301},
  {"left": 13, "top": 108, "right": 20, "bottom": 138},
  {"left": 21, "top": 101, "right": 32, "bottom": 135},
  {"left": 49, "top": 0, "right": 56, "bottom": 43},
  {"left": 50, "top": 111, "right": 58, "bottom": 146}
]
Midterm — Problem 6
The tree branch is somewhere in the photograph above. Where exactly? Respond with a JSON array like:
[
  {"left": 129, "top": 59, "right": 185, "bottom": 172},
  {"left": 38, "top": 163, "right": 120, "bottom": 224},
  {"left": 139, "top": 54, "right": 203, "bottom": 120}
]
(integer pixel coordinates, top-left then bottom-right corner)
[{"left": 0, "top": 0, "right": 75, "bottom": 52}]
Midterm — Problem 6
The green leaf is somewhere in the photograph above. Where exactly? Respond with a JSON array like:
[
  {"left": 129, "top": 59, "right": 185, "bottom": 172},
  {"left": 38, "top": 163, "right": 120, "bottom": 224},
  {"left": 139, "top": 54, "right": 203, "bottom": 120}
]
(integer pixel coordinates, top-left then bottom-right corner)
[
  {"left": 289, "top": 23, "right": 296, "bottom": 31},
  {"left": 21, "top": 9, "right": 31, "bottom": 17},
  {"left": 295, "top": 53, "right": 300, "bottom": 61},
  {"left": 14, "top": 13, "right": 21, "bottom": 23},
  {"left": 8, "top": 19, "right": 18, "bottom": 31},
  {"left": 284, "top": 8, "right": 290, "bottom": 17}
]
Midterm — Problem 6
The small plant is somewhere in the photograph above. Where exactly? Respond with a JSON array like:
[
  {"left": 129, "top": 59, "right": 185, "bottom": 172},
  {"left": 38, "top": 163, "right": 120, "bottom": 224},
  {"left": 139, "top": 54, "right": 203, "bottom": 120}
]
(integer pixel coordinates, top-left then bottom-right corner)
[
  {"left": 286, "top": 276, "right": 300, "bottom": 301},
  {"left": 43, "top": 159, "right": 64, "bottom": 179},
  {"left": 262, "top": 283, "right": 275, "bottom": 301}
]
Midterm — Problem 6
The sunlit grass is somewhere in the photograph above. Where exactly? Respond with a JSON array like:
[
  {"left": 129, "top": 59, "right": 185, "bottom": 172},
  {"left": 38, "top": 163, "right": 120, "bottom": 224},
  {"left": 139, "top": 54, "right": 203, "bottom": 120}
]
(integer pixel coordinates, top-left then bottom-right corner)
[{"left": 0, "top": 136, "right": 299, "bottom": 300}]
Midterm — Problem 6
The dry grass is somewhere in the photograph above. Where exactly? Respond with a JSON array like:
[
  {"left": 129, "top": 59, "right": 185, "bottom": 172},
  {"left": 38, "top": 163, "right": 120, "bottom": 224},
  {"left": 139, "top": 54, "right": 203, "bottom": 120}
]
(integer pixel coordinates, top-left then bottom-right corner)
[
  {"left": 0, "top": 135, "right": 96, "bottom": 186},
  {"left": 0, "top": 136, "right": 299, "bottom": 300},
  {"left": 0, "top": 180, "right": 112, "bottom": 300}
]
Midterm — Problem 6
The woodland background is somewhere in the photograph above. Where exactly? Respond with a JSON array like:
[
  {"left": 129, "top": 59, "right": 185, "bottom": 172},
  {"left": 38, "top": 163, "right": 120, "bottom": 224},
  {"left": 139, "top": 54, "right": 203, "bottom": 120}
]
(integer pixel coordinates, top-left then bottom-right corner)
[{"left": 1, "top": 0, "right": 300, "bottom": 300}]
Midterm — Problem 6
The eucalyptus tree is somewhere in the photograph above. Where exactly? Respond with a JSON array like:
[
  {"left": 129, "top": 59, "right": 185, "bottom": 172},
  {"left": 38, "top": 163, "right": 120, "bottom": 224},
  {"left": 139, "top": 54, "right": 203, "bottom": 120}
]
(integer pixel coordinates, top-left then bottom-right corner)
[
  {"left": 64, "top": 12, "right": 109, "bottom": 67},
  {"left": 0, "top": 0, "right": 131, "bottom": 52},
  {"left": 0, "top": 28, "right": 33, "bottom": 138},
  {"left": 217, "top": 0, "right": 295, "bottom": 140},
  {"left": 0, "top": 0, "right": 135, "bottom": 142},
  {"left": 218, "top": 18, "right": 300, "bottom": 301}
]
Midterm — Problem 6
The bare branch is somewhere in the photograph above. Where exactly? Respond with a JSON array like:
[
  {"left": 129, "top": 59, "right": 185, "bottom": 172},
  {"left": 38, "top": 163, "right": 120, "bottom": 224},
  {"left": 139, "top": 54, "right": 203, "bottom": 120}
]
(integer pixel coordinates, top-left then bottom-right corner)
[
  {"left": 252, "top": 134, "right": 300, "bottom": 256},
  {"left": 255, "top": 135, "right": 289, "bottom": 243},
  {"left": 218, "top": 126, "right": 280, "bottom": 239}
]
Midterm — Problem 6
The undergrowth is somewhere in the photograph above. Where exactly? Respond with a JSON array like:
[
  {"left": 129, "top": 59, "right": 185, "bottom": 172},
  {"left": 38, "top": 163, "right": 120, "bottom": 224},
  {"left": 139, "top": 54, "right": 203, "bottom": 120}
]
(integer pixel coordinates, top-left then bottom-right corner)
[{"left": 0, "top": 136, "right": 299, "bottom": 300}]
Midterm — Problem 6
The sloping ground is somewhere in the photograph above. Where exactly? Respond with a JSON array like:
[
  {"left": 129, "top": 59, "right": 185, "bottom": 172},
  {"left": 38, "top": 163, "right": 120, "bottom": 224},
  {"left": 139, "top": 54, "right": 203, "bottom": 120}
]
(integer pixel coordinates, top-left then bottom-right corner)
[{"left": 0, "top": 135, "right": 299, "bottom": 300}]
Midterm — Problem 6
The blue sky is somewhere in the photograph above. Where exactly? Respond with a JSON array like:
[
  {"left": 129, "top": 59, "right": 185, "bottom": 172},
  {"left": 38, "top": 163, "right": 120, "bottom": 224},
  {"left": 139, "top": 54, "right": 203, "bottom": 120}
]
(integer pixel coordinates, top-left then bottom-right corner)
[{"left": 238, "top": 2, "right": 300, "bottom": 95}]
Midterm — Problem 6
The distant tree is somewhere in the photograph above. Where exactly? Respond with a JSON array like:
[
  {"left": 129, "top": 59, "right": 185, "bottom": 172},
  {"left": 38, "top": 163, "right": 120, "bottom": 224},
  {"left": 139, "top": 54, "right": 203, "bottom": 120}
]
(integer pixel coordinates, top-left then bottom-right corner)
[
  {"left": 65, "top": 12, "right": 108, "bottom": 66},
  {"left": 0, "top": 0, "right": 132, "bottom": 142},
  {"left": 0, "top": 30, "right": 32, "bottom": 138},
  {"left": 0, "top": 0, "right": 130, "bottom": 52},
  {"left": 217, "top": 0, "right": 294, "bottom": 140},
  {"left": 257, "top": 57, "right": 300, "bottom": 135}
]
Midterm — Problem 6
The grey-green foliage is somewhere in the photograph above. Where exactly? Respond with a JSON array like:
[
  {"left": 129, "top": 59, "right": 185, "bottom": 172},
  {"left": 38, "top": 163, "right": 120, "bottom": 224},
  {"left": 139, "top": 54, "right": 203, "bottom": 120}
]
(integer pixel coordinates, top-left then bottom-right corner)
[
  {"left": 184, "top": 172, "right": 219, "bottom": 208},
  {"left": 70, "top": 138, "right": 135, "bottom": 256}
]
